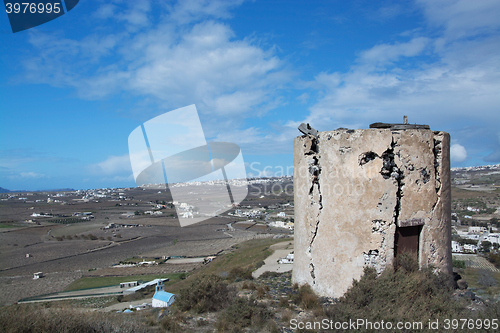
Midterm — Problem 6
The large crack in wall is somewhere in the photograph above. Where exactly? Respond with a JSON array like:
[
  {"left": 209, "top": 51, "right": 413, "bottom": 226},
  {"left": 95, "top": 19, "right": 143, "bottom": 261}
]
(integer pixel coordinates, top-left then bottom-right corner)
[
  {"left": 433, "top": 135, "right": 443, "bottom": 194},
  {"left": 304, "top": 134, "right": 322, "bottom": 284},
  {"left": 427, "top": 133, "right": 444, "bottom": 267},
  {"left": 358, "top": 135, "right": 404, "bottom": 272},
  {"left": 380, "top": 137, "right": 405, "bottom": 228}
]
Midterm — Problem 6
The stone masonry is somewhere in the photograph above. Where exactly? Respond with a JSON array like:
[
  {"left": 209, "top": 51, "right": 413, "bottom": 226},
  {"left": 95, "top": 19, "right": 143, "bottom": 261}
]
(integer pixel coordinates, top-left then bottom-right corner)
[{"left": 292, "top": 127, "right": 452, "bottom": 298}]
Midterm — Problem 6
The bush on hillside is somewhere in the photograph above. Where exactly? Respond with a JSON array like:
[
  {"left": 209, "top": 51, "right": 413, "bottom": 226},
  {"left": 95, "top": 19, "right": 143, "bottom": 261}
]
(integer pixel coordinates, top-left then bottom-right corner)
[
  {"left": 487, "top": 252, "right": 500, "bottom": 269},
  {"left": 290, "top": 284, "right": 320, "bottom": 310},
  {"left": 324, "top": 263, "right": 496, "bottom": 332},
  {"left": 176, "top": 274, "right": 235, "bottom": 313},
  {"left": 215, "top": 297, "right": 276, "bottom": 332},
  {"left": 453, "top": 258, "right": 466, "bottom": 269},
  {"left": 227, "top": 266, "right": 253, "bottom": 281},
  {"left": 0, "top": 304, "right": 150, "bottom": 333}
]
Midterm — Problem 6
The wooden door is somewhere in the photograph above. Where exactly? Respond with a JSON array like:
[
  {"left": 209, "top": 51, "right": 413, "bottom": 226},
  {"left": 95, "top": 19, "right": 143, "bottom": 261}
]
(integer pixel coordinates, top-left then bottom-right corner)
[{"left": 395, "top": 225, "right": 420, "bottom": 260}]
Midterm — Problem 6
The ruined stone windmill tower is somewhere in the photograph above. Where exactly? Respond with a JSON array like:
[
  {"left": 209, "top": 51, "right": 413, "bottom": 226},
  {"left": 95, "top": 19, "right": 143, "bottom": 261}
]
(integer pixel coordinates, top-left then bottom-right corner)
[{"left": 293, "top": 118, "right": 452, "bottom": 298}]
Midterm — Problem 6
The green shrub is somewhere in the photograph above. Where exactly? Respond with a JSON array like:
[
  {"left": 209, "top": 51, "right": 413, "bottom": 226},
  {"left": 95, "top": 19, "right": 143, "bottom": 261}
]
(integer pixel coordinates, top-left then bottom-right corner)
[
  {"left": 291, "top": 284, "right": 320, "bottom": 310},
  {"left": 176, "top": 274, "right": 235, "bottom": 313},
  {"left": 393, "top": 252, "right": 419, "bottom": 272},
  {"left": 255, "top": 260, "right": 265, "bottom": 269},
  {"left": 160, "top": 309, "right": 186, "bottom": 333},
  {"left": 324, "top": 266, "right": 460, "bottom": 329},
  {"left": 227, "top": 266, "right": 253, "bottom": 281},
  {"left": 487, "top": 252, "right": 500, "bottom": 269},
  {"left": 256, "top": 284, "right": 269, "bottom": 299},
  {"left": 215, "top": 297, "right": 273, "bottom": 332},
  {"left": 453, "top": 258, "right": 466, "bottom": 269},
  {"left": 278, "top": 296, "right": 289, "bottom": 308},
  {"left": 0, "top": 304, "right": 150, "bottom": 333},
  {"left": 241, "top": 281, "right": 258, "bottom": 290}
]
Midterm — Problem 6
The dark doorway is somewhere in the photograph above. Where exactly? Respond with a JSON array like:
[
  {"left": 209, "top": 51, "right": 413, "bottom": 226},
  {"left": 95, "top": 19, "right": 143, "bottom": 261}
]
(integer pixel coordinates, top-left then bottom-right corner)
[{"left": 394, "top": 225, "right": 421, "bottom": 260}]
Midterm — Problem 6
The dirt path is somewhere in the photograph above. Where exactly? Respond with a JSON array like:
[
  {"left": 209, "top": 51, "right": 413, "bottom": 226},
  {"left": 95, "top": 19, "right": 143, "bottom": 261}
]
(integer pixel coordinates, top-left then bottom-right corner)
[
  {"left": 252, "top": 241, "right": 294, "bottom": 278},
  {"left": 17, "top": 285, "right": 123, "bottom": 303}
]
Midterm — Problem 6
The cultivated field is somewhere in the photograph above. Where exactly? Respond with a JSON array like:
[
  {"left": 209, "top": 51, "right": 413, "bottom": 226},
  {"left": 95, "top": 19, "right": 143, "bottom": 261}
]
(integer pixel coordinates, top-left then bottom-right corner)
[{"left": 0, "top": 181, "right": 294, "bottom": 305}]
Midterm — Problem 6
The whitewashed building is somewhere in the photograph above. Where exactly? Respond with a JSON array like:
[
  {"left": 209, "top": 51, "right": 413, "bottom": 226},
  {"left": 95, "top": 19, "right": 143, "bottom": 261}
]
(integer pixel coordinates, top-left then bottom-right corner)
[
  {"left": 463, "top": 244, "right": 478, "bottom": 253},
  {"left": 451, "top": 241, "right": 463, "bottom": 253},
  {"left": 152, "top": 280, "right": 175, "bottom": 308}
]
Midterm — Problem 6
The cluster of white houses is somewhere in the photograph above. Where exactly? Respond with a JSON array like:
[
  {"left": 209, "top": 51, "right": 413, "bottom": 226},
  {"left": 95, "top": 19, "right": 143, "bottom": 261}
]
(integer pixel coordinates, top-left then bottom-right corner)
[
  {"left": 269, "top": 220, "right": 294, "bottom": 230},
  {"left": 278, "top": 252, "right": 294, "bottom": 264},
  {"left": 452, "top": 226, "right": 500, "bottom": 253}
]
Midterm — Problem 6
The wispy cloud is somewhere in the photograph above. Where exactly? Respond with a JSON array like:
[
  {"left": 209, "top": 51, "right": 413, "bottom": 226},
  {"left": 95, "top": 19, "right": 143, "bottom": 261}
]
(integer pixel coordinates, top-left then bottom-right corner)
[
  {"left": 13, "top": 0, "right": 500, "bottom": 167},
  {"left": 21, "top": 1, "right": 288, "bottom": 123},
  {"left": 166, "top": 0, "right": 245, "bottom": 24},
  {"left": 0, "top": 149, "right": 78, "bottom": 169},
  {"left": 417, "top": 0, "right": 500, "bottom": 39},
  {"left": 20, "top": 172, "right": 47, "bottom": 178},
  {"left": 5, "top": 171, "right": 48, "bottom": 180},
  {"left": 298, "top": 0, "right": 500, "bottom": 164},
  {"left": 89, "top": 154, "right": 132, "bottom": 176},
  {"left": 358, "top": 37, "right": 430, "bottom": 65}
]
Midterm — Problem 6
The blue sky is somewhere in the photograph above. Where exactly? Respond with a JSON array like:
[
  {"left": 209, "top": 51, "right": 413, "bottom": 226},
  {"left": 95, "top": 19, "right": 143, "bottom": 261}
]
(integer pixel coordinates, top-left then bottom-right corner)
[{"left": 1, "top": 0, "right": 499, "bottom": 191}]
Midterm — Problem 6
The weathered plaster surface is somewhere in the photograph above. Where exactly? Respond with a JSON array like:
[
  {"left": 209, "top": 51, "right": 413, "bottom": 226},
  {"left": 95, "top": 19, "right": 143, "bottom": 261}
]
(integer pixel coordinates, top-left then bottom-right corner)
[{"left": 293, "top": 128, "right": 452, "bottom": 298}]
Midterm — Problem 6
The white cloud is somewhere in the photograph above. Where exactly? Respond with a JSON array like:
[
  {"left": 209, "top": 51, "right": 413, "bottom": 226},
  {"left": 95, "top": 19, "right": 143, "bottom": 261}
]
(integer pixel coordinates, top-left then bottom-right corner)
[
  {"left": 89, "top": 155, "right": 133, "bottom": 176},
  {"left": 99, "top": 175, "right": 135, "bottom": 183},
  {"left": 300, "top": 1, "right": 500, "bottom": 152},
  {"left": 167, "top": 0, "right": 245, "bottom": 24},
  {"left": 94, "top": 4, "right": 116, "bottom": 19},
  {"left": 23, "top": 4, "right": 288, "bottom": 121},
  {"left": 94, "top": 1, "right": 152, "bottom": 30},
  {"left": 20, "top": 172, "right": 46, "bottom": 178},
  {"left": 359, "top": 37, "right": 430, "bottom": 65},
  {"left": 417, "top": 0, "right": 500, "bottom": 39},
  {"left": 296, "top": 93, "right": 309, "bottom": 104},
  {"left": 16, "top": 0, "right": 499, "bottom": 164},
  {"left": 213, "top": 125, "right": 297, "bottom": 156},
  {"left": 6, "top": 171, "right": 47, "bottom": 179},
  {"left": 127, "top": 20, "right": 287, "bottom": 116},
  {"left": 450, "top": 144, "right": 467, "bottom": 163}
]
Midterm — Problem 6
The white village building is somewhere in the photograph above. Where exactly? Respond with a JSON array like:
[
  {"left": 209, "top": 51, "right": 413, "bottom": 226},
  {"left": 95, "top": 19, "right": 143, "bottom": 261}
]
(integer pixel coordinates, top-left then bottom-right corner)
[
  {"left": 463, "top": 244, "right": 478, "bottom": 253},
  {"left": 451, "top": 241, "right": 463, "bottom": 253},
  {"left": 152, "top": 280, "right": 175, "bottom": 308}
]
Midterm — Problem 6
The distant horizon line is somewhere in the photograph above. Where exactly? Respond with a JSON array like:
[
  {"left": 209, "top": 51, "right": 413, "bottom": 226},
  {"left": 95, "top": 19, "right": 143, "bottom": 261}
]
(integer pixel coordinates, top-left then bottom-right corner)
[{"left": 2, "top": 163, "right": 499, "bottom": 193}]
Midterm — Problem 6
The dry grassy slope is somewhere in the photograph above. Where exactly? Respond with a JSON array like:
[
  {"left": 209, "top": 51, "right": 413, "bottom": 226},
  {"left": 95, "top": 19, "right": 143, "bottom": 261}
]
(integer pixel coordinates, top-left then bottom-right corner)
[{"left": 164, "top": 238, "right": 290, "bottom": 294}]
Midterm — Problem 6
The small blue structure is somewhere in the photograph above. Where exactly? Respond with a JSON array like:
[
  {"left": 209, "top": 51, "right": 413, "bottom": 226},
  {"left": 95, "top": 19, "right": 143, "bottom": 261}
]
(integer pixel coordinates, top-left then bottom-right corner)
[{"left": 152, "top": 280, "right": 175, "bottom": 308}]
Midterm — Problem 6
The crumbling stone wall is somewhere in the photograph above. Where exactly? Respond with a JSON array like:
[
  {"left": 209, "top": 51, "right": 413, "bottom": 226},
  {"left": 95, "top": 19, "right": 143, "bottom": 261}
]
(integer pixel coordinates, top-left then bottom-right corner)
[{"left": 292, "top": 128, "right": 452, "bottom": 298}]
